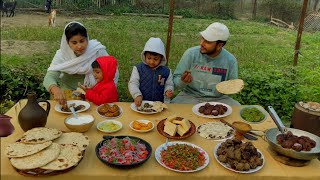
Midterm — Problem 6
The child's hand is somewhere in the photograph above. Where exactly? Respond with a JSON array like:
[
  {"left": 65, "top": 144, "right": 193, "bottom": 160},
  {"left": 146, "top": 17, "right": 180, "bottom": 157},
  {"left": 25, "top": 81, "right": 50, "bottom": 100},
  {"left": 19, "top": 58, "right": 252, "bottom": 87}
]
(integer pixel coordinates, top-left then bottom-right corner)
[
  {"left": 165, "top": 90, "right": 173, "bottom": 98},
  {"left": 78, "top": 82, "right": 88, "bottom": 92},
  {"left": 134, "top": 96, "right": 143, "bottom": 107}
]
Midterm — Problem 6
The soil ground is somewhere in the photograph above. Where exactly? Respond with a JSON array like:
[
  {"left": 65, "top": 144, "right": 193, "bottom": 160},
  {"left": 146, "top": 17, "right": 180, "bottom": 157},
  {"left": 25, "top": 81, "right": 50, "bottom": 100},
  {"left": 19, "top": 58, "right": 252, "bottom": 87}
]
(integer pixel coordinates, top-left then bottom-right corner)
[{"left": 0, "top": 10, "right": 105, "bottom": 56}]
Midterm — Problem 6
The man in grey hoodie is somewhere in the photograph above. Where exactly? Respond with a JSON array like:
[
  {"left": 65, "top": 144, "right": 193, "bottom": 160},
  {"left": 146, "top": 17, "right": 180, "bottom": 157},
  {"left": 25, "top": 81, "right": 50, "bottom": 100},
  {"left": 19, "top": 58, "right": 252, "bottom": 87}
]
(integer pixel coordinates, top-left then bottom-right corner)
[{"left": 128, "top": 37, "right": 174, "bottom": 107}]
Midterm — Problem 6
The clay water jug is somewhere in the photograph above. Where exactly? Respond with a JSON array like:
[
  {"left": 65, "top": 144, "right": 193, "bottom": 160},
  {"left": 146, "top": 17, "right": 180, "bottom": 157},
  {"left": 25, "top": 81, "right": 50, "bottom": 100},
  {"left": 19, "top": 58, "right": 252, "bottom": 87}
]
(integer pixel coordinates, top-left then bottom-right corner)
[
  {"left": 0, "top": 114, "right": 14, "bottom": 137},
  {"left": 18, "top": 92, "right": 51, "bottom": 131}
]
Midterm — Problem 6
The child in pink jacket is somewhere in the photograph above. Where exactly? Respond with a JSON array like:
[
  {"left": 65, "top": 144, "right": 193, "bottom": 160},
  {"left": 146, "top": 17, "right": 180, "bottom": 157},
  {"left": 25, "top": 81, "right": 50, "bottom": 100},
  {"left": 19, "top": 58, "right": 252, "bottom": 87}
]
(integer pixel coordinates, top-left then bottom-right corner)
[{"left": 79, "top": 56, "right": 118, "bottom": 105}]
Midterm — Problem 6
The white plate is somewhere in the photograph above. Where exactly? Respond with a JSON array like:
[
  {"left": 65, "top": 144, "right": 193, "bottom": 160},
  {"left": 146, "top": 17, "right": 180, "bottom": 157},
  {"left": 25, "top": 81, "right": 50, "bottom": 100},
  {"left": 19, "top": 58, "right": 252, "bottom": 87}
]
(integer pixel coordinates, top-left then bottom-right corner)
[
  {"left": 213, "top": 142, "right": 265, "bottom": 173},
  {"left": 192, "top": 102, "right": 232, "bottom": 118},
  {"left": 54, "top": 100, "right": 90, "bottom": 114},
  {"left": 196, "top": 122, "right": 234, "bottom": 141},
  {"left": 96, "top": 104, "right": 123, "bottom": 119},
  {"left": 130, "top": 101, "right": 160, "bottom": 114},
  {"left": 96, "top": 120, "right": 122, "bottom": 133},
  {"left": 129, "top": 120, "right": 154, "bottom": 133},
  {"left": 155, "top": 141, "right": 209, "bottom": 173}
]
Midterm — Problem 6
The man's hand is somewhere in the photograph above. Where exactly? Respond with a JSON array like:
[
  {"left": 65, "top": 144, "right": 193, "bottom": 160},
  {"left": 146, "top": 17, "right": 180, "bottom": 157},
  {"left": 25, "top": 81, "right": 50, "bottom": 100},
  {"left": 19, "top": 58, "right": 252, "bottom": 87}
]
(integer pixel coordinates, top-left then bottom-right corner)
[
  {"left": 165, "top": 90, "right": 174, "bottom": 98},
  {"left": 181, "top": 70, "right": 193, "bottom": 84},
  {"left": 50, "top": 85, "right": 66, "bottom": 105},
  {"left": 134, "top": 95, "right": 143, "bottom": 107}
]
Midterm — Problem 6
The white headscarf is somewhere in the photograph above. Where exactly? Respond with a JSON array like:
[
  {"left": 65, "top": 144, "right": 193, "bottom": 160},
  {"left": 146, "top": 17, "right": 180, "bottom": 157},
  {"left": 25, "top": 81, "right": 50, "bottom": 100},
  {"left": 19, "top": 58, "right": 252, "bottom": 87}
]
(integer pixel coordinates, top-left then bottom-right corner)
[{"left": 48, "top": 21, "right": 106, "bottom": 88}]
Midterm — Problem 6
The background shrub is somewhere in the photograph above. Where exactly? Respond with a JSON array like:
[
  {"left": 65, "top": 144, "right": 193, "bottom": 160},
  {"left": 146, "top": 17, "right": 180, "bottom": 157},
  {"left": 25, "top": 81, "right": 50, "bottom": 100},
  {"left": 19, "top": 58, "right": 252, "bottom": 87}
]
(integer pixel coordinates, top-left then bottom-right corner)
[
  {"left": 0, "top": 59, "right": 49, "bottom": 113},
  {"left": 233, "top": 67, "right": 300, "bottom": 125}
]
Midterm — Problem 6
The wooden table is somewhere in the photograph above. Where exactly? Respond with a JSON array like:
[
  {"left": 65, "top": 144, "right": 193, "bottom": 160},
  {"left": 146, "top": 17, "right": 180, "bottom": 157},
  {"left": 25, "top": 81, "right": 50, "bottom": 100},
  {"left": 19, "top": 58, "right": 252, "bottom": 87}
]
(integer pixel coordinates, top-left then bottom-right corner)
[{"left": 1, "top": 101, "right": 320, "bottom": 180}]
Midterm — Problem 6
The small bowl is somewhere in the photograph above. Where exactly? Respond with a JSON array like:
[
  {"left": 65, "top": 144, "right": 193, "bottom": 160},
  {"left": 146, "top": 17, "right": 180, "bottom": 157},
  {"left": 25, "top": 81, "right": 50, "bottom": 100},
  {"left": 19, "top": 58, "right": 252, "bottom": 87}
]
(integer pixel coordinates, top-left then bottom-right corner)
[
  {"left": 232, "top": 121, "right": 252, "bottom": 133},
  {"left": 64, "top": 114, "right": 95, "bottom": 133},
  {"left": 129, "top": 120, "right": 154, "bottom": 133},
  {"left": 97, "top": 120, "right": 122, "bottom": 133},
  {"left": 239, "top": 105, "right": 267, "bottom": 124}
]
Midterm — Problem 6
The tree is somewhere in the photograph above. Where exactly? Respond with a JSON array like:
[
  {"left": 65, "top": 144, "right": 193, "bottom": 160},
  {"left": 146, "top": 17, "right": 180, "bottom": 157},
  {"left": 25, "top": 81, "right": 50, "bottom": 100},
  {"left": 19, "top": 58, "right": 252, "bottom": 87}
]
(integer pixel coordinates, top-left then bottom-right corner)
[
  {"left": 252, "top": 0, "right": 257, "bottom": 18},
  {"left": 314, "top": 0, "right": 320, "bottom": 11},
  {"left": 240, "top": 0, "right": 244, "bottom": 13}
]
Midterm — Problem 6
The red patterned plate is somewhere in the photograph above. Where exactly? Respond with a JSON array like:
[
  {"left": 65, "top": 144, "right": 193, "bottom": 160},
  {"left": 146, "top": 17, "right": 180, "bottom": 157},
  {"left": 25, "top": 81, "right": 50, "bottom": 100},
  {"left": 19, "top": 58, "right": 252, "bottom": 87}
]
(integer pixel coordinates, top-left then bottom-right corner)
[{"left": 157, "top": 117, "right": 196, "bottom": 139}]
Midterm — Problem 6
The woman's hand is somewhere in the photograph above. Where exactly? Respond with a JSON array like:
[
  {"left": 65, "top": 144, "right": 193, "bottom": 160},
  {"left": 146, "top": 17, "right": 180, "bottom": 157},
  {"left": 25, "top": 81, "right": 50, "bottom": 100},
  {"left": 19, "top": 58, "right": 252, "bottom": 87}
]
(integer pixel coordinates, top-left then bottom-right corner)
[
  {"left": 50, "top": 85, "right": 66, "bottom": 105},
  {"left": 181, "top": 70, "right": 193, "bottom": 84},
  {"left": 165, "top": 90, "right": 174, "bottom": 98},
  {"left": 134, "top": 95, "right": 143, "bottom": 107}
]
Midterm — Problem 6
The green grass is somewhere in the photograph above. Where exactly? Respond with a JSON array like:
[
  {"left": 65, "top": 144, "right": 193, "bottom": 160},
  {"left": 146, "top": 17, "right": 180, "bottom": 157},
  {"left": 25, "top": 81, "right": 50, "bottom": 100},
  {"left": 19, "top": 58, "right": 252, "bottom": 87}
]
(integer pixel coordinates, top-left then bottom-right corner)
[{"left": 1, "top": 15, "right": 320, "bottom": 120}]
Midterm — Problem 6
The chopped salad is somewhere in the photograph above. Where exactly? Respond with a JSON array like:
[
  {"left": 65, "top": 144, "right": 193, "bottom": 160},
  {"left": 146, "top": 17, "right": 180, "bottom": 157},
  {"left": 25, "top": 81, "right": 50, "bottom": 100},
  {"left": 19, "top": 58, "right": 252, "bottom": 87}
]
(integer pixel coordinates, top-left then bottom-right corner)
[
  {"left": 160, "top": 144, "right": 206, "bottom": 171},
  {"left": 98, "top": 137, "right": 149, "bottom": 165}
]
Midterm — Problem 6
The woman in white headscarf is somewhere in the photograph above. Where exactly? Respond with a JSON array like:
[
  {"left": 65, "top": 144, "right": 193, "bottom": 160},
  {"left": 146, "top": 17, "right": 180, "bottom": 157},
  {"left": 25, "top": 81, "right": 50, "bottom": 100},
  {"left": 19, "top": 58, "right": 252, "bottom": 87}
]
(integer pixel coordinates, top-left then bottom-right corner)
[{"left": 43, "top": 21, "right": 119, "bottom": 105}]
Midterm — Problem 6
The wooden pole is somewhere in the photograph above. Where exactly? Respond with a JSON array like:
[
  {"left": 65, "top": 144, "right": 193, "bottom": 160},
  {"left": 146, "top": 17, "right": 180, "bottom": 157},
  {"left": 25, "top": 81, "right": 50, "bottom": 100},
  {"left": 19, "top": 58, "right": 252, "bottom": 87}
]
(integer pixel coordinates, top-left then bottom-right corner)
[
  {"left": 293, "top": 0, "right": 308, "bottom": 66},
  {"left": 166, "top": 0, "right": 175, "bottom": 65}
]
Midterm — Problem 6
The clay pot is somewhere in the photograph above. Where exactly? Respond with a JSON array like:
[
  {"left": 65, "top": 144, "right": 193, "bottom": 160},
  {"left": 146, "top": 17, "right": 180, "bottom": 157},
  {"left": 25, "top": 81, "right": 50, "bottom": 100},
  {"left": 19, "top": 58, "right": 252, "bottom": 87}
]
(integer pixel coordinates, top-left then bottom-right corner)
[
  {"left": 291, "top": 103, "right": 320, "bottom": 136},
  {"left": 0, "top": 114, "right": 14, "bottom": 137},
  {"left": 18, "top": 92, "right": 51, "bottom": 131}
]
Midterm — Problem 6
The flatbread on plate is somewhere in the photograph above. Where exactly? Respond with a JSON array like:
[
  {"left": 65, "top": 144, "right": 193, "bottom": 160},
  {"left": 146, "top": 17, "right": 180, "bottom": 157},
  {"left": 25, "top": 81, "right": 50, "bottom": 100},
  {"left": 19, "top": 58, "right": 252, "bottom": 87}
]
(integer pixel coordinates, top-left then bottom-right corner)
[
  {"left": 9, "top": 143, "right": 61, "bottom": 170},
  {"left": 20, "top": 127, "right": 62, "bottom": 144},
  {"left": 216, "top": 79, "right": 244, "bottom": 94},
  {"left": 41, "top": 144, "right": 82, "bottom": 170},
  {"left": 152, "top": 101, "right": 168, "bottom": 112},
  {"left": 5, "top": 141, "right": 52, "bottom": 158},
  {"left": 54, "top": 132, "right": 89, "bottom": 151}
]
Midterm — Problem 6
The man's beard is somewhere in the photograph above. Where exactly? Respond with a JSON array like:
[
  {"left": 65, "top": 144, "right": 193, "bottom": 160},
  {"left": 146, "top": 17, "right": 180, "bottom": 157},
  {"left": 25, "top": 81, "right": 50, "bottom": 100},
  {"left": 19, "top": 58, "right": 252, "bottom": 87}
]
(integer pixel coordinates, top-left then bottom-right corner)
[{"left": 200, "top": 46, "right": 220, "bottom": 56}]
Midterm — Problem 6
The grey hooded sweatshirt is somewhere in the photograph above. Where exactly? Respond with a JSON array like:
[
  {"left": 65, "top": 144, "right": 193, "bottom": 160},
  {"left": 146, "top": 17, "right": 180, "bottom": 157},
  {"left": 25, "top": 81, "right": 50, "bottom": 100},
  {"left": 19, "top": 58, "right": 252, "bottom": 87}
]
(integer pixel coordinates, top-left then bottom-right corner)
[{"left": 128, "top": 37, "right": 174, "bottom": 100}]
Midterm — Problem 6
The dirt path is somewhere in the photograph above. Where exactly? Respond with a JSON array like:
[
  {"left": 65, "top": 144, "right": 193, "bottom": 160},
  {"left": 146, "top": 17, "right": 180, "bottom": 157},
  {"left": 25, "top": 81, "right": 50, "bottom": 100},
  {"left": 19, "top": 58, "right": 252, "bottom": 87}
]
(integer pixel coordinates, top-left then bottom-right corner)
[
  {"left": 0, "top": 10, "right": 80, "bottom": 27},
  {"left": 1, "top": 11, "right": 94, "bottom": 56}
]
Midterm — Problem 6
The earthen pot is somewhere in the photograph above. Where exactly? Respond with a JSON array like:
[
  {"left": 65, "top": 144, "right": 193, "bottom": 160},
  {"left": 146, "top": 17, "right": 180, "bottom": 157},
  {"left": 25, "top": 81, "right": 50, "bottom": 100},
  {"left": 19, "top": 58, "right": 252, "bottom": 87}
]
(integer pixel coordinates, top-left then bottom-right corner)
[
  {"left": 18, "top": 92, "right": 50, "bottom": 131},
  {"left": 0, "top": 114, "right": 14, "bottom": 137}
]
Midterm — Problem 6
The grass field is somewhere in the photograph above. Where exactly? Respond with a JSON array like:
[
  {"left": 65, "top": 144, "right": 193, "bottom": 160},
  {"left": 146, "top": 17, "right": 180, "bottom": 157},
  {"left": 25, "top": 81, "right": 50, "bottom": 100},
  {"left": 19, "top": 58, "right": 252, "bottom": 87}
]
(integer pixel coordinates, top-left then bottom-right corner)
[{"left": 1, "top": 14, "right": 320, "bottom": 123}]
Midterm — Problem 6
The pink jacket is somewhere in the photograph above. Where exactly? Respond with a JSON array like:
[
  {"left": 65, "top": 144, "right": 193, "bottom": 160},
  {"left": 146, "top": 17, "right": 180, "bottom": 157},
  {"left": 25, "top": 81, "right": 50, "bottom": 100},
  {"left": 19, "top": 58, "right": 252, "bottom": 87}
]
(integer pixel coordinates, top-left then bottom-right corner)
[{"left": 85, "top": 56, "right": 119, "bottom": 105}]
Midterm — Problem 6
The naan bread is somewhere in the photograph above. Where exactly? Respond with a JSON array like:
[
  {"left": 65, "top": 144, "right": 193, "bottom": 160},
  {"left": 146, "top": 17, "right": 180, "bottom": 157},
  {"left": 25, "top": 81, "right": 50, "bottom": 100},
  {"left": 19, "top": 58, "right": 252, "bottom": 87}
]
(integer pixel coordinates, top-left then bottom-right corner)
[
  {"left": 216, "top": 79, "right": 244, "bottom": 94},
  {"left": 54, "top": 132, "right": 89, "bottom": 151},
  {"left": 41, "top": 144, "right": 82, "bottom": 170},
  {"left": 10, "top": 143, "right": 61, "bottom": 170},
  {"left": 197, "top": 122, "right": 234, "bottom": 140},
  {"left": 152, "top": 101, "right": 168, "bottom": 112},
  {"left": 20, "top": 127, "right": 62, "bottom": 144},
  {"left": 5, "top": 141, "right": 52, "bottom": 158},
  {"left": 299, "top": 101, "right": 320, "bottom": 112}
]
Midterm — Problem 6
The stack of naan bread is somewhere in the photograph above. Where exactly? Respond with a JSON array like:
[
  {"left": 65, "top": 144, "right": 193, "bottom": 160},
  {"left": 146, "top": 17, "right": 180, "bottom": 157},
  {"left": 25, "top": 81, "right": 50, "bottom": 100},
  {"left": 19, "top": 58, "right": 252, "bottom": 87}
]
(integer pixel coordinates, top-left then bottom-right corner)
[{"left": 5, "top": 127, "right": 89, "bottom": 175}]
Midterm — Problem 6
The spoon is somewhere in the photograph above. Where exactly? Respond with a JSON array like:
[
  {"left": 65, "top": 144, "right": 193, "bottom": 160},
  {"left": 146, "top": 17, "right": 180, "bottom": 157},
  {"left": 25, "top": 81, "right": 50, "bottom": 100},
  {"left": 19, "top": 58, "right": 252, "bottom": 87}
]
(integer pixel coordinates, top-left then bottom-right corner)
[
  {"left": 163, "top": 138, "right": 169, "bottom": 150},
  {"left": 267, "top": 106, "right": 287, "bottom": 135},
  {"left": 69, "top": 104, "right": 78, "bottom": 119}
]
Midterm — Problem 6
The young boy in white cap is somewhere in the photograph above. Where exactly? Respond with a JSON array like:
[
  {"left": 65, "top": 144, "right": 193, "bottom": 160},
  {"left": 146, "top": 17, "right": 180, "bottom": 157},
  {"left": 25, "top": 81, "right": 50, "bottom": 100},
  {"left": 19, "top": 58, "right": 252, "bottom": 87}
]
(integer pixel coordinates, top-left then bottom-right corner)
[{"left": 172, "top": 22, "right": 240, "bottom": 106}]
